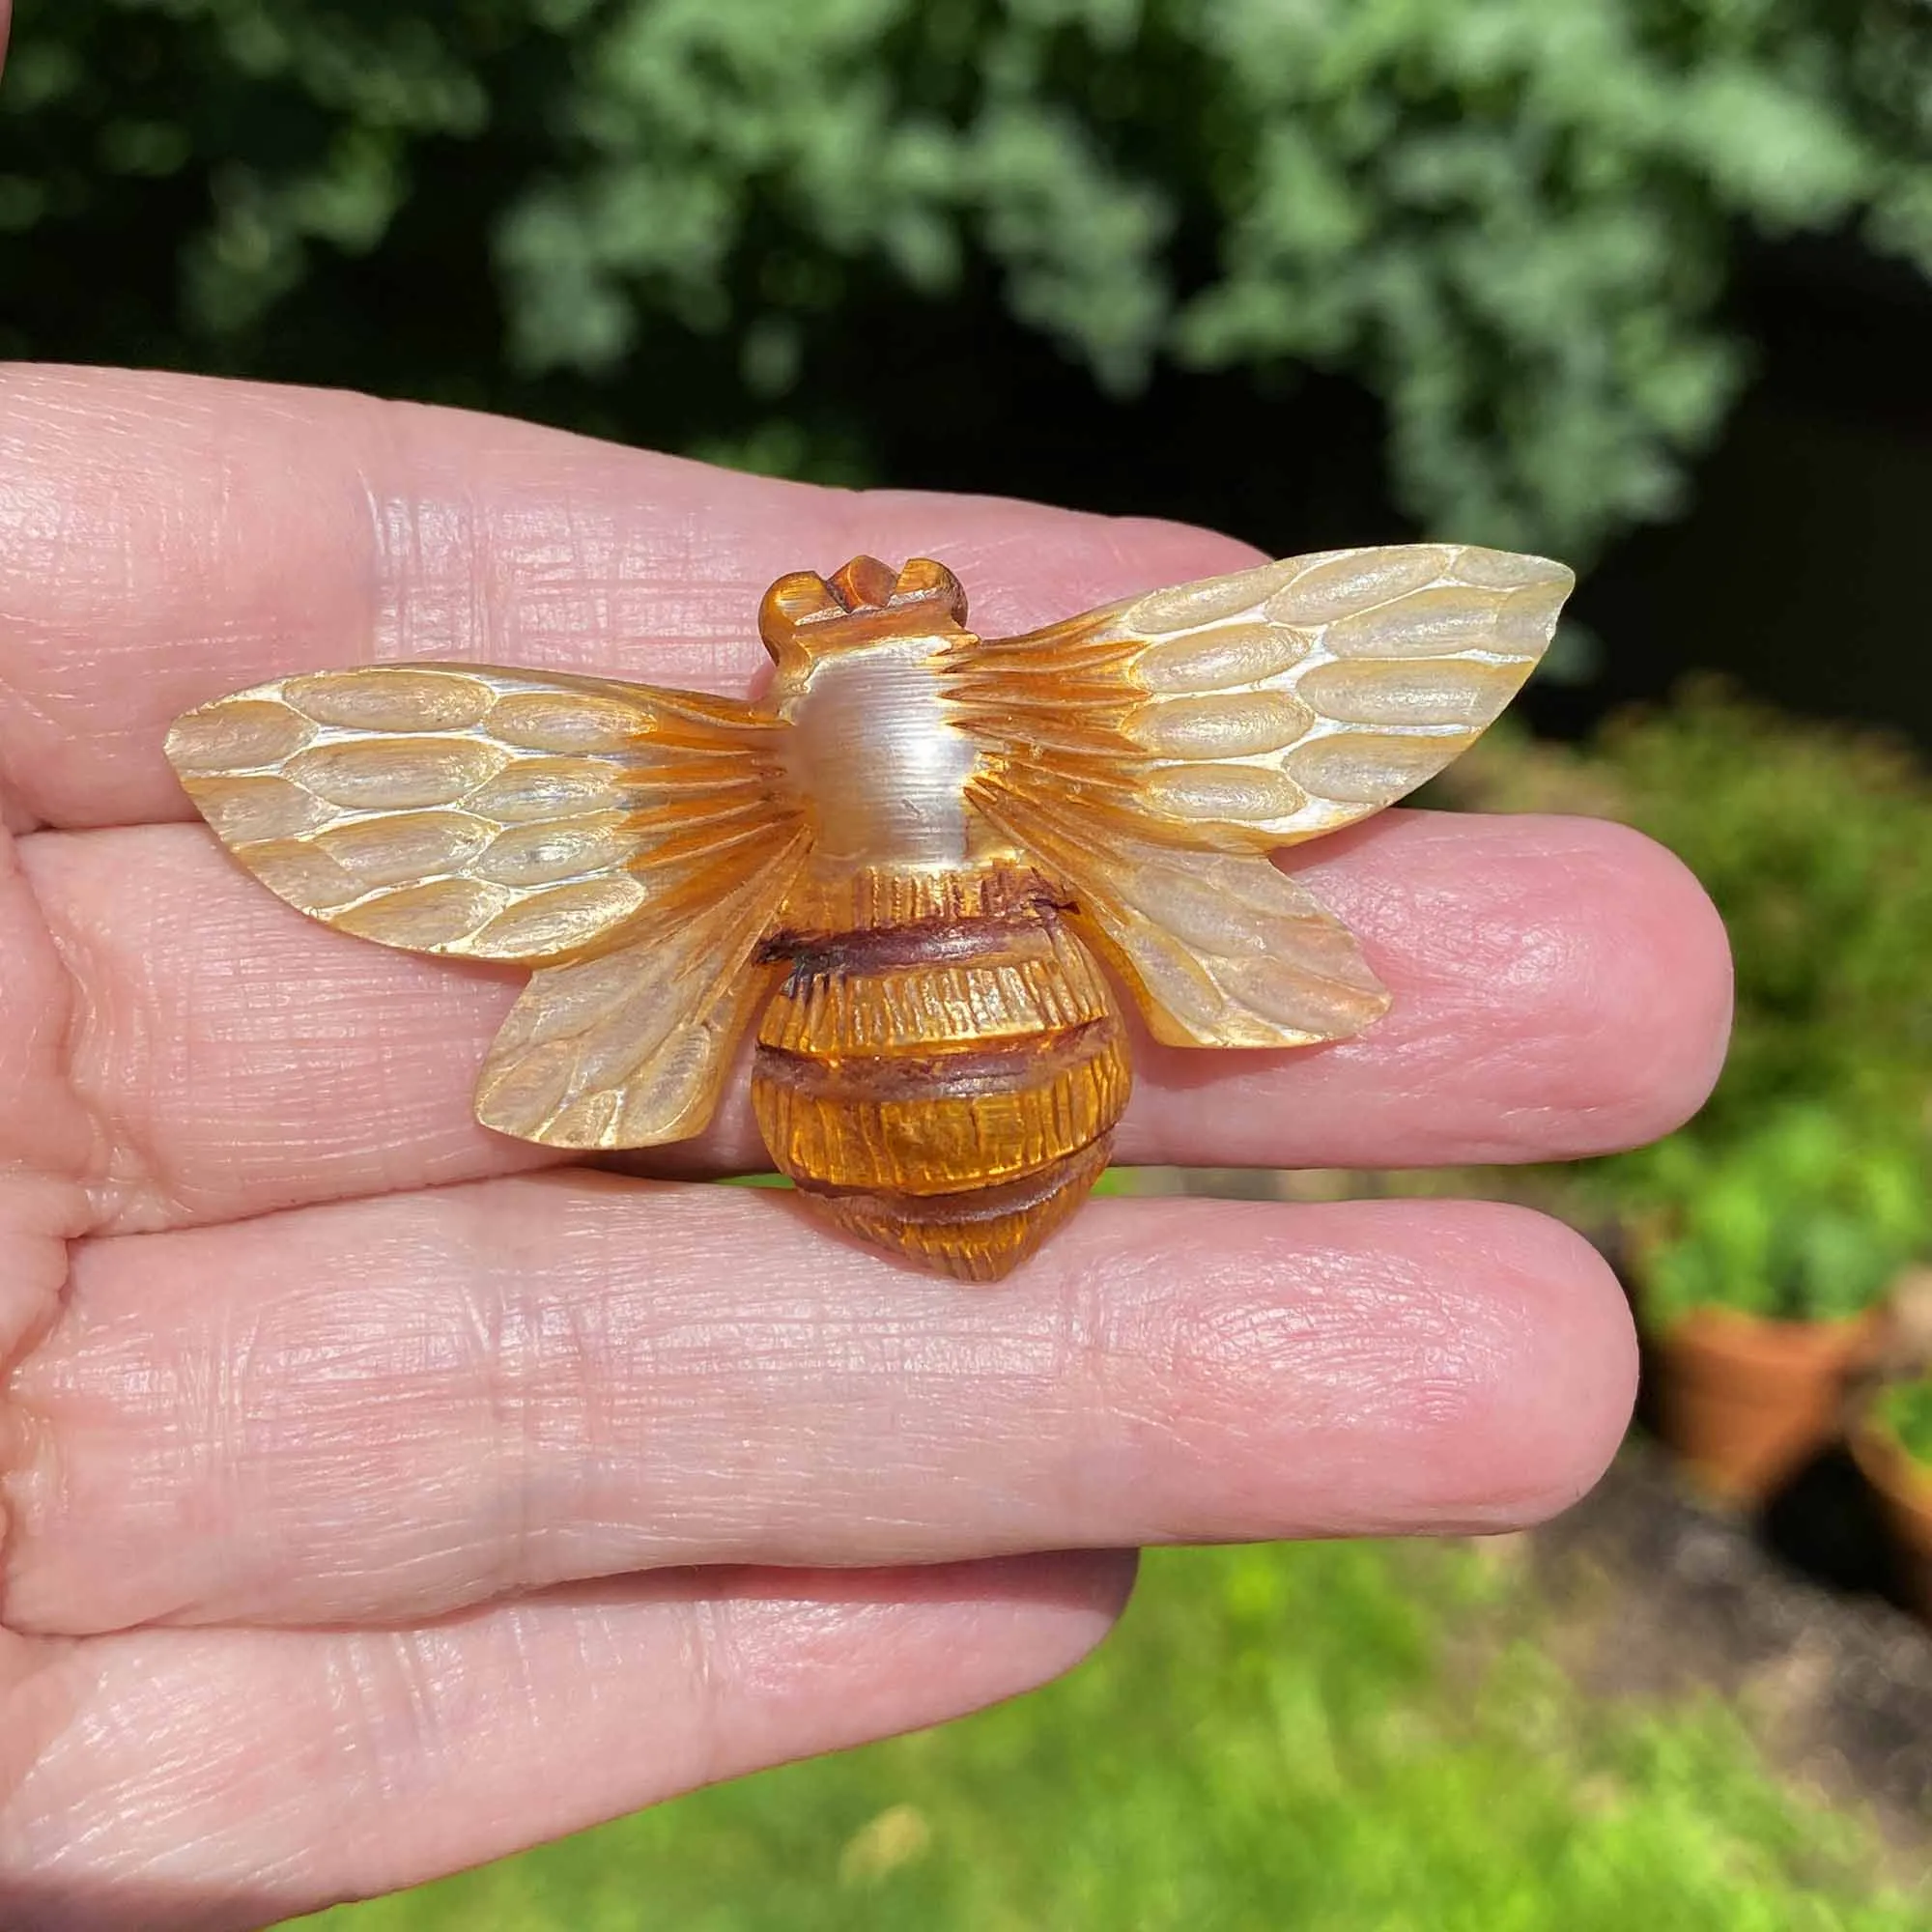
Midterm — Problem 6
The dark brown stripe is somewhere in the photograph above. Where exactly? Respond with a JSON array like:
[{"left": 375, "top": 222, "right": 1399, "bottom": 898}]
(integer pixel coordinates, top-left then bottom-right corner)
[
  {"left": 795, "top": 1134, "right": 1114, "bottom": 1225},
  {"left": 754, "top": 1017, "right": 1116, "bottom": 1104},
  {"left": 761, "top": 905, "right": 1067, "bottom": 978}
]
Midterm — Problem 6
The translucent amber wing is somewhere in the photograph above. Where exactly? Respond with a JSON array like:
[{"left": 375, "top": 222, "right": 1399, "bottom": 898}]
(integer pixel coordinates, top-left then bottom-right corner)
[
  {"left": 949, "top": 543, "right": 1574, "bottom": 852},
  {"left": 165, "top": 663, "right": 803, "bottom": 963},
  {"left": 969, "top": 791, "right": 1388, "bottom": 1049},
  {"left": 473, "top": 841, "right": 808, "bottom": 1148},
  {"left": 950, "top": 543, "right": 1571, "bottom": 1046}
]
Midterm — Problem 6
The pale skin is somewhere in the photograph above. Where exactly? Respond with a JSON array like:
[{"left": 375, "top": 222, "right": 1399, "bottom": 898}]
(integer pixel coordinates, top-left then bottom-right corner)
[{"left": 0, "top": 365, "right": 1733, "bottom": 1931}]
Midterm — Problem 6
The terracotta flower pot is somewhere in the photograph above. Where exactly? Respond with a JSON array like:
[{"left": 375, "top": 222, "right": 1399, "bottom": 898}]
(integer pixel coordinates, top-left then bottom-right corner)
[
  {"left": 1648, "top": 1306, "right": 1885, "bottom": 1505},
  {"left": 1849, "top": 1420, "right": 1932, "bottom": 1622}
]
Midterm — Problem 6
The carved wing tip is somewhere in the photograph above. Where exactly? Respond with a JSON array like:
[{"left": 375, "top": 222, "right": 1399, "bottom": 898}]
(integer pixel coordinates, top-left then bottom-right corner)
[
  {"left": 1268, "top": 972, "right": 1394, "bottom": 1049},
  {"left": 161, "top": 713, "right": 195, "bottom": 774},
  {"left": 1269, "top": 985, "right": 1393, "bottom": 1051},
  {"left": 1353, "top": 977, "right": 1396, "bottom": 1033},
  {"left": 1141, "top": 990, "right": 1392, "bottom": 1052},
  {"left": 1450, "top": 546, "right": 1577, "bottom": 636},
  {"left": 1456, "top": 543, "right": 1573, "bottom": 581},
  {"left": 163, "top": 696, "right": 229, "bottom": 778}
]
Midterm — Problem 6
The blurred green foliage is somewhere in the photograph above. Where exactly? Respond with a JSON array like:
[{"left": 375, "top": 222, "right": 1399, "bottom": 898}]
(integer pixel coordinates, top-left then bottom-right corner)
[
  {"left": 1875, "top": 1375, "right": 1932, "bottom": 1469},
  {"left": 1621, "top": 1101, "right": 1929, "bottom": 1324},
  {"left": 1595, "top": 692, "right": 1932, "bottom": 1138},
  {"left": 6, "top": 1, "right": 1932, "bottom": 555},
  {"left": 305, "top": 1537, "right": 1922, "bottom": 1931},
  {"left": 1438, "top": 687, "right": 1932, "bottom": 1318},
  {"left": 1442, "top": 686, "right": 1932, "bottom": 1151}
]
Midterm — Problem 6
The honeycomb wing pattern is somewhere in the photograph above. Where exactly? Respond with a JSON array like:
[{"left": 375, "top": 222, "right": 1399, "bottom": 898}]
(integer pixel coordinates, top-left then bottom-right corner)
[
  {"left": 950, "top": 543, "right": 1574, "bottom": 853},
  {"left": 166, "top": 662, "right": 803, "bottom": 963}
]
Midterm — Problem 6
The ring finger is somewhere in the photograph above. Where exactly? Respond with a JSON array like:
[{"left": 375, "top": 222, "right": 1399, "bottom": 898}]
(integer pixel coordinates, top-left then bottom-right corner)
[{"left": 1, "top": 1174, "right": 1635, "bottom": 1635}]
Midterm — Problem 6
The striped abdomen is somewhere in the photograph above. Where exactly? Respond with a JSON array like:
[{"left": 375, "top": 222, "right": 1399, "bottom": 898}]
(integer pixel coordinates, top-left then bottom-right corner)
[{"left": 751, "top": 872, "right": 1130, "bottom": 1281}]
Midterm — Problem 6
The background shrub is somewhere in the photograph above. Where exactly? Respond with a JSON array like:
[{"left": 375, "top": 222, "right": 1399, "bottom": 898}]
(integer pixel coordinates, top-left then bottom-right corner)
[
  {"left": 1440, "top": 687, "right": 1932, "bottom": 1152},
  {"left": 5, "top": 0, "right": 1931, "bottom": 561}
]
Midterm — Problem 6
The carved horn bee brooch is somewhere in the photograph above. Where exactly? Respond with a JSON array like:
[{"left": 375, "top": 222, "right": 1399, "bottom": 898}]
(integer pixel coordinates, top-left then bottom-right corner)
[{"left": 167, "top": 545, "right": 1572, "bottom": 1280}]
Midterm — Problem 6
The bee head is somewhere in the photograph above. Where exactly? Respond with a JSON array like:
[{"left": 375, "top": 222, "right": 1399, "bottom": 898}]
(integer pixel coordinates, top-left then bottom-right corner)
[{"left": 758, "top": 556, "right": 969, "bottom": 667}]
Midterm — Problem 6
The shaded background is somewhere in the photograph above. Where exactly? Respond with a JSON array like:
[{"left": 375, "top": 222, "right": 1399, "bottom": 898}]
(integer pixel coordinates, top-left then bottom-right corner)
[
  {"left": 5, "top": 1, "right": 1931, "bottom": 741},
  {"left": 5, "top": 3, "right": 1932, "bottom": 1928}
]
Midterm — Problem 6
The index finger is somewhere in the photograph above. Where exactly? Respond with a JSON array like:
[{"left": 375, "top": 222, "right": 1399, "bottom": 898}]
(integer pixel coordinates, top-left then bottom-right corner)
[{"left": 0, "top": 365, "right": 1257, "bottom": 830}]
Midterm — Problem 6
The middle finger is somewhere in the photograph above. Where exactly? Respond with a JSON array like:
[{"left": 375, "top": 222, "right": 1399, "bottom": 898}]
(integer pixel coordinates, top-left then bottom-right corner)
[{"left": 26, "top": 807, "right": 1728, "bottom": 1235}]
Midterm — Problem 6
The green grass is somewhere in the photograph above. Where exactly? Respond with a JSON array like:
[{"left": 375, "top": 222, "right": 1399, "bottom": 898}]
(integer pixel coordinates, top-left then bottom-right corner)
[{"left": 302, "top": 1536, "right": 1921, "bottom": 1932}]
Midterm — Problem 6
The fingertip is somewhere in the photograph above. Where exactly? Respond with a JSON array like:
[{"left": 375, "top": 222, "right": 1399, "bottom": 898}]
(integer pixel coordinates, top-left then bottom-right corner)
[
  {"left": 1144, "top": 1197, "right": 1635, "bottom": 1536},
  {"left": 731, "top": 1550, "right": 1140, "bottom": 1719},
  {"left": 958, "top": 1548, "right": 1141, "bottom": 1679},
  {"left": 1384, "top": 1201, "right": 1638, "bottom": 1529},
  {"left": 1042, "top": 1197, "right": 1639, "bottom": 1545},
  {"left": 1282, "top": 810, "right": 1735, "bottom": 1165},
  {"left": 1558, "top": 815, "right": 1734, "bottom": 1147}
]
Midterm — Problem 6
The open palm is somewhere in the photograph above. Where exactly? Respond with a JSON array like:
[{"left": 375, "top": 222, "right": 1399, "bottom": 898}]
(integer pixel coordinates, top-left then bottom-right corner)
[{"left": 0, "top": 368, "right": 1730, "bottom": 1931}]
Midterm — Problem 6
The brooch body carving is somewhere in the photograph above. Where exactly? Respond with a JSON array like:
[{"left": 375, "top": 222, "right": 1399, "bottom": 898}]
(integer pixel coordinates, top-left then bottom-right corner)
[{"left": 167, "top": 546, "right": 1573, "bottom": 1279}]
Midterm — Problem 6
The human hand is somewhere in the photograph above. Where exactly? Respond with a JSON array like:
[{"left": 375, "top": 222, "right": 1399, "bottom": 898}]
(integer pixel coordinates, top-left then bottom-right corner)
[{"left": 0, "top": 367, "right": 1730, "bottom": 1930}]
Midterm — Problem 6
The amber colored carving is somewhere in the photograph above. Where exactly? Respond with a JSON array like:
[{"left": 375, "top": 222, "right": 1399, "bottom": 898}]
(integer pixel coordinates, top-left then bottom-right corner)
[{"left": 167, "top": 545, "right": 1573, "bottom": 1280}]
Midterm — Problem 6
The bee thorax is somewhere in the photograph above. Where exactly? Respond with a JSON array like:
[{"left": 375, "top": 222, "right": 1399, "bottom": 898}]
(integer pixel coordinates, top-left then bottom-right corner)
[{"left": 781, "top": 639, "right": 980, "bottom": 867}]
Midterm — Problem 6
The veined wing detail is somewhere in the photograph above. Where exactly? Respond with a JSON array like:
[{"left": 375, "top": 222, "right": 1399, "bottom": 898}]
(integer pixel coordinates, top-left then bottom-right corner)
[
  {"left": 947, "top": 543, "right": 1573, "bottom": 852},
  {"left": 972, "top": 789, "right": 1388, "bottom": 1050},
  {"left": 165, "top": 662, "right": 803, "bottom": 963},
  {"left": 949, "top": 544, "right": 1571, "bottom": 1046},
  {"left": 473, "top": 836, "right": 810, "bottom": 1148}
]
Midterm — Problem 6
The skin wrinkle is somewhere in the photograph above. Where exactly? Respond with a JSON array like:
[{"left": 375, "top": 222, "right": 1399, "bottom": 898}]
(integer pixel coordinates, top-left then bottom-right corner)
[
  {"left": 0, "top": 838, "right": 99, "bottom": 1207},
  {"left": 370, "top": 433, "right": 777, "bottom": 690},
  {"left": 0, "top": 1639, "right": 80, "bottom": 1853},
  {"left": 0, "top": 660, "right": 55, "bottom": 835},
  {"left": 540, "top": 1249, "right": 880, "bottom": 1561},
  {"left": 0, "top": 825, "right": 100, "bottom": 1663},
  {"left": 674, "top": 1593, "right": 740, "bottom": 1795},
  {"left": 53, "top": 1661, "right": 205, "bottom": 1858},
  {"left": 27, "top": 888, "right": 146, "bottom": 1219},
  {"left": 1304, "top": 819, "right": 1726, "bottom": 1157},
  {"left": 1103, "top": 1210, "right": 1621, "bottom": 1539},
  {"left": 0, "top": 459, "right": 116, "bottom": 829},
  {"left": 362, "top": 1626, "right": 474, "bottom": 1809},
  {"left": 16, "top": 1190, "right": 846, "bottom": 1615},
  {"left": 384, "top": 1200, "right": 684, "bottom": 1602},
  {"left": 470, "top": 1211, "right": 694, "bottom": 1594},
  {"left": 464, "top": 1251, "right": 542, "bottom": 1600},
  {"left": 0, "top": 381, "right": 376, "bottom": 828},
  {"left": 1039, "top": 1242, "right": 1217, "bottom": 1529}
]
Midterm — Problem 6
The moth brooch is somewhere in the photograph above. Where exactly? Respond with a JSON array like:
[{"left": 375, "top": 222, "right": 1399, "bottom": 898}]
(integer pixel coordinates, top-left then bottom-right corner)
[{"left": 168, "top": 545, "right": 1572, "bottom": 1279}]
